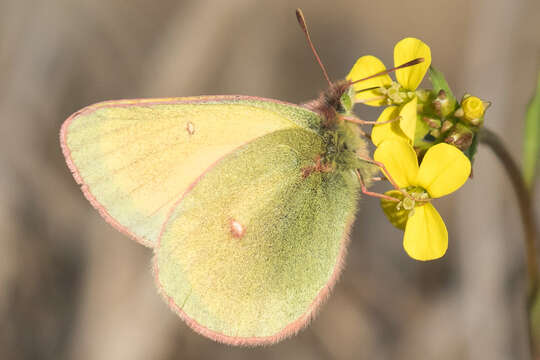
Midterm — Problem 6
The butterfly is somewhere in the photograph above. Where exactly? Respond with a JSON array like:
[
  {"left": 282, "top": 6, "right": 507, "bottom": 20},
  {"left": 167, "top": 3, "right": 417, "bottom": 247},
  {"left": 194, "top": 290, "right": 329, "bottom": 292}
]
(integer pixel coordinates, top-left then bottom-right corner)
[{"left": 60, "top": 9, "right": 419, "bottom": 345}]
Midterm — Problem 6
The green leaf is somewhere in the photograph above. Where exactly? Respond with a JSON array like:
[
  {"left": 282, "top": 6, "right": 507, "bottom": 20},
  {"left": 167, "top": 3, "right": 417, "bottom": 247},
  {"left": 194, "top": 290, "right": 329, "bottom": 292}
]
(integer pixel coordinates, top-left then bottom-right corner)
[
  {"left": 428, "top": 66, "right": 455, "bottom": 100},
  {"left": 523, "top": 71, "right": 540, "bottom": 189}
]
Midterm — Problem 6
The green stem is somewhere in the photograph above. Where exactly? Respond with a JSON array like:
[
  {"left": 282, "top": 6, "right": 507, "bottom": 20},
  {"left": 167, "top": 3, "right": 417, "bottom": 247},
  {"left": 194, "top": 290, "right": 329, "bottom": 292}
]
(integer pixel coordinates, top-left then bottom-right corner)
[{"left": 479, "top": 127, "right": 539, "bottom": 355}]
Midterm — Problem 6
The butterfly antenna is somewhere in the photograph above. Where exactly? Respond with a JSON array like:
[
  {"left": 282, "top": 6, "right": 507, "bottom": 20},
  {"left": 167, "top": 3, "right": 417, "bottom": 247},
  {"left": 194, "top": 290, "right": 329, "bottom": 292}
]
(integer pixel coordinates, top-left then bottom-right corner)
[
  {"left": 351, "top": 58, "right": 425, "bottom": 85},
  {"left": 354, "top": 85, "right": 380, "bottom": 94},
  {"left": 296, "top": 8, "right": 332, "bottom": 86}
]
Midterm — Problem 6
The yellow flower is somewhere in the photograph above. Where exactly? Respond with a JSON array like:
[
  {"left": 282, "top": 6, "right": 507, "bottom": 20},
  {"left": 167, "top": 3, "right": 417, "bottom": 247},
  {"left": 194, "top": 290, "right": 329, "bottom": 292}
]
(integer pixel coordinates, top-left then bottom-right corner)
[
  {"left": 374, "top": 139, "right": 471, "bottom": 261},
  {"left": 347, "top": 38, "right": 431, "bottom": 145},
  {"left": 370, "top": 104, "right": 415, "bottom": 146}
]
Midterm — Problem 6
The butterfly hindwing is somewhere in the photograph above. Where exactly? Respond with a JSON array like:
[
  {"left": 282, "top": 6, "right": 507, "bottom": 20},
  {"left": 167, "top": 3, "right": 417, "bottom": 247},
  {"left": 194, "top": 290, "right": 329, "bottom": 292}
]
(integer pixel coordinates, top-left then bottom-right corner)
[
  {"left": 60, "top": 96, "right": 320, "bottom": 247},
  {"left": 154, "top": 127, "right": 359, "bottom": 345}
]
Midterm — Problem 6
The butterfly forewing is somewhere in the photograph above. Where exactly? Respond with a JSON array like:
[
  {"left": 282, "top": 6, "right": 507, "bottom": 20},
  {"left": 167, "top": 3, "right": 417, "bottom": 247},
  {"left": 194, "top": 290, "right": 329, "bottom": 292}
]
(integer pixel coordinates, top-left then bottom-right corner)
[{"left": 60, "top": 96, "right": 319, "bottom": 247}]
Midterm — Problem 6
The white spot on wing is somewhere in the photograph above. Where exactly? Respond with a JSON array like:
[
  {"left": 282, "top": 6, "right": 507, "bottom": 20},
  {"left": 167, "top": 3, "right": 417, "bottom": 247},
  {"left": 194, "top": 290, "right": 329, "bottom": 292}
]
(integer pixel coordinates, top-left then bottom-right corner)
[
  {"left": 230, "top": 219, "right": 245, "bottom": 238},
  {"left": 186, "top": 121, "right": 195, "bottom": 135}
]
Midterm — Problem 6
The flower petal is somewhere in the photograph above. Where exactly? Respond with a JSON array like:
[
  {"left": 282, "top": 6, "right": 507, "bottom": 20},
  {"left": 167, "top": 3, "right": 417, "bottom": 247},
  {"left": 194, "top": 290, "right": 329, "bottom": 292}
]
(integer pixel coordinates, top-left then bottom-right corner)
[
  {"left": 374, "top": 138, "right": 419, "bottom": 188},
  {"left": 398, "top": 96, "right": 417, "bottom": 142},
  {"left": 416, "top": 143, "right": 471, "bottom": 198},
  {"left": 403, "top": 203, "right": 448, "bottom": 261},
  {"left": 371, "top": 106, "right": 409, "bottom": 146},
  {"left": 347, "top": 55, "right": 392, "bottom": 106},
  {"left": 394, "top": 38, "right": 431, "bottom": 90}
]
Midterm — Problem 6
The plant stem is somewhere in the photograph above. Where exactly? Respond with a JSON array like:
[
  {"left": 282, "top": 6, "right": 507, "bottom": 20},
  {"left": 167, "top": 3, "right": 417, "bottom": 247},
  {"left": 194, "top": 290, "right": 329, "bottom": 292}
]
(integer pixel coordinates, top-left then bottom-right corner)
[
  {"left": 479, "top": 128, "right": 538, "bottom": 296},
  {"left": 479, "top": 127, "right": 539, "bottom": 355}
]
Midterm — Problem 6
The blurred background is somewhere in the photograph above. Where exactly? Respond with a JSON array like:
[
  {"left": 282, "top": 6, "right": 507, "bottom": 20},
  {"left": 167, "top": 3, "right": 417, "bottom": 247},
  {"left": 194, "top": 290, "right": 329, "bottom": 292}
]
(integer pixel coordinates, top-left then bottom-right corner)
[{"left": 1, "top": 0, "right": 539, "bottom": 359}]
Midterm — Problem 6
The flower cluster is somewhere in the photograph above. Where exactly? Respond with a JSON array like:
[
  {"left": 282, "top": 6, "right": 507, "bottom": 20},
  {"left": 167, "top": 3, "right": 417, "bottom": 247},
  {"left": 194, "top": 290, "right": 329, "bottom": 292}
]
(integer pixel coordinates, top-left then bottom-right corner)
[{"left": 348, "top": 38, "right": 488, "bottom": 261}]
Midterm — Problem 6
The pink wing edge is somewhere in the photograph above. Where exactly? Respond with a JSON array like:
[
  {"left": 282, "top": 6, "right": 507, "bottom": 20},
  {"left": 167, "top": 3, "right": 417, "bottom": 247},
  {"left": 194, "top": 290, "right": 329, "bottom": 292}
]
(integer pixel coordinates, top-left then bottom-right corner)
[
  {"left": 151, "top": 154, "right": 355, "bottom": 346},
  {"left": 59, "top": 95, "right": 311, "bottom": 249}
]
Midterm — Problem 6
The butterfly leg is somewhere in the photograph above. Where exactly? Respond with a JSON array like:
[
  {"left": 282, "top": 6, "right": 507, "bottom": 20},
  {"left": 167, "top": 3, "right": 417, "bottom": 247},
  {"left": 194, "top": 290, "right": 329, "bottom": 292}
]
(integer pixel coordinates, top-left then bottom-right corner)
[
  {"left": 356, "top": 156, "right": 401, "bottom": 190},
  {"left": 355, "top": 169, "right": 400, "bottom": 202},
  {"left": 356, "top": 126, "right": 370, "bottom": 139},
  {"left": 355, "top": 156, "right": 420, "bottom": 202}
]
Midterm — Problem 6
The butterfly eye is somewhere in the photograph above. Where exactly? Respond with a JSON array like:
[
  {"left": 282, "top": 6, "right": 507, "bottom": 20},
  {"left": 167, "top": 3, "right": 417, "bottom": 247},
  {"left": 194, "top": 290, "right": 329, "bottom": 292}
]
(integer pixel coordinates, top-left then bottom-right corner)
[
  {"left": 338, "top": 86, "right": 358, "bottom": 115},
  {"left": 339, "top": 92, "right": 352, "bottom": 113}
]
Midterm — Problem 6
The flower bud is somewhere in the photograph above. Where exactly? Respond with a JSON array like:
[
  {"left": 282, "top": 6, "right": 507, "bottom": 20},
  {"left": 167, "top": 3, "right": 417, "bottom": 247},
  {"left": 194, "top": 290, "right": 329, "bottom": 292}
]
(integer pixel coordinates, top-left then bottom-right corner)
[
  {"left": 444, "top": 123, "right": 474, "bottom": 151},
  {"left": 441, "top": 120, "right": 454, "bottom": 133},
  {"left": 423, "top": 117, "right": 441, "bottom": 129},
  {"left": 432, "top": 89, "right": 456, "bottom": 117},
  {"left": 461, "top": 94, "right": 487, "bottom": 126}
]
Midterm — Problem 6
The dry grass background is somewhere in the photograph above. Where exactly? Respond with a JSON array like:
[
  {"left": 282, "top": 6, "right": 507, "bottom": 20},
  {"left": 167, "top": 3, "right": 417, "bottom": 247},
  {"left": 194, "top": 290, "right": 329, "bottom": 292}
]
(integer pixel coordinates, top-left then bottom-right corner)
[{"left": 1, "top": 0, "right": 539, "bottom": 359}]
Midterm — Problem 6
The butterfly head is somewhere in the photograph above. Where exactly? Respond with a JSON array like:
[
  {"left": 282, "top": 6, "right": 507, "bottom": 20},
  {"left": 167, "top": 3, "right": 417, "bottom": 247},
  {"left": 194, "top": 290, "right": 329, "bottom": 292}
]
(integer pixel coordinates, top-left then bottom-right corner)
[
  {"left": 323, "top": 80, "right": 356, "bottom": 115},
  {"left": 302, "top": 80, "right": 355, "bottom": 128}
]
